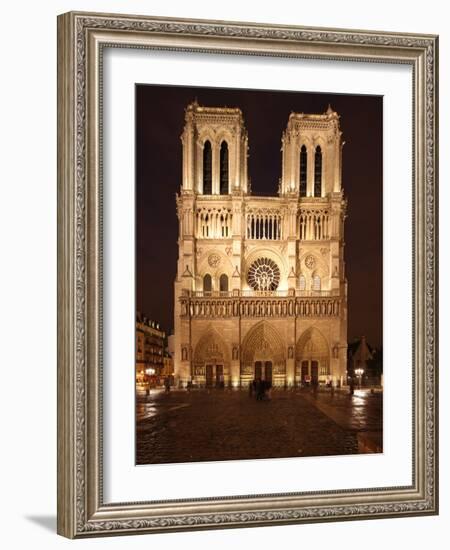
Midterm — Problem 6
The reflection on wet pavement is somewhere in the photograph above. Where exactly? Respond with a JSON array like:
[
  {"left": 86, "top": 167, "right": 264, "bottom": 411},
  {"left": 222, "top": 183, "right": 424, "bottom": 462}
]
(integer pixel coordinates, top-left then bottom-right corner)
[
  {"left": 136, "top": 388, "right": 382, "bottom": 465},
  {"left": 136, "top": 402, "right": 158, "bottom": 422}
]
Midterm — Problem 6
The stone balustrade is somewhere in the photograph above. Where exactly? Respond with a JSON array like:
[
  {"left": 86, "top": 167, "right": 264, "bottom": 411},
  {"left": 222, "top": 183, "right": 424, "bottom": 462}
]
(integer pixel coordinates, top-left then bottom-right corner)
[{"left": 179, "top": 293, "right": 341, "bottom": 318}]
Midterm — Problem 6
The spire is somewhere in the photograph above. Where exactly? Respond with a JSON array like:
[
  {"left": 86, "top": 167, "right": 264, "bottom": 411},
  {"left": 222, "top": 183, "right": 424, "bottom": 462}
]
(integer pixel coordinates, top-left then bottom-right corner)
[{"left": 186, "top": 98, "right": 199, "bottom": 112}]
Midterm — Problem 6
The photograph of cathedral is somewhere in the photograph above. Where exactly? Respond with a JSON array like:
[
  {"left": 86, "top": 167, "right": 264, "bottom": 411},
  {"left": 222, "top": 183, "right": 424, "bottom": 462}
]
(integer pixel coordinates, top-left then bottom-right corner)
[
  {"left": 136, "top": 84, "right": 383, "bottom": 465},
  {"left": 174, "top": 102, "right": 347, "bottom": 388}
]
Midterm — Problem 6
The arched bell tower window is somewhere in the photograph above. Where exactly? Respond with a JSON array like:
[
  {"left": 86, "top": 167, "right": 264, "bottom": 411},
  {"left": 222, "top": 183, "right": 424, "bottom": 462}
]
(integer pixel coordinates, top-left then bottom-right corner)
[
  {"left": 203, "top": 274, "right": 212, "bottom": 294},
  {"left": 220, "top": 141, "right": 229, "bottom": 194},
  {"left": 300, "top": 145, "right": 307, "bottom": 197},
  {"left": 314, "top": 145, "right": 322, "bottom": 197},
  {"left": 219, "top": 274, "right": 229, "bottom": 292},
  {"left": 203, "top": 140, "right": 212, "bottom": 194}
]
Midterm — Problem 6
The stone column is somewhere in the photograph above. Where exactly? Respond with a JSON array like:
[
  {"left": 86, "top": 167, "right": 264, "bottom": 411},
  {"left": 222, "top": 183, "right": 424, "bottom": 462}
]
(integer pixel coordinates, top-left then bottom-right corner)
[
  {"left": 181, "top": 132, "right": 187, "bottom": 190},
  {"left": 186, "top": 125, "right": 194, "bottom": 191},
  {"left": 243, "top": 134, "right": 248, "bottom": 193},
  {"left": 196, "top": 140, "right": 202, "bottom": 193},
  {"left": 334, "top": 132, "right": 342, "bottom": 192},
  {"left": 281, "top": 137, "right": 286, "bottom": 193}
]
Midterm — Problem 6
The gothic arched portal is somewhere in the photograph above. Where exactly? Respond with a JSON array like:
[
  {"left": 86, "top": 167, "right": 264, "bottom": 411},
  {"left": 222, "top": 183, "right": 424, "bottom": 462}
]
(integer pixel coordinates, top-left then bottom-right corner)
[
  {"left": 241, "top": 321, "right": 286, "bottom": 385},
  {"left": 193, "top": 329, "right": 230, "bottom": 387},
  {"left": 295, "top": 327, "right": 330, "bottom": 384}
]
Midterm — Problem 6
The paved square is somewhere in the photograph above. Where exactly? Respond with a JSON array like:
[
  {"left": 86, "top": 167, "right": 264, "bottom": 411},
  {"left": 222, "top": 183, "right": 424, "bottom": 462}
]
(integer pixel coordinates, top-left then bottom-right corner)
[{"left": 136, "top": 388, "right": 382, "bottom": 464}]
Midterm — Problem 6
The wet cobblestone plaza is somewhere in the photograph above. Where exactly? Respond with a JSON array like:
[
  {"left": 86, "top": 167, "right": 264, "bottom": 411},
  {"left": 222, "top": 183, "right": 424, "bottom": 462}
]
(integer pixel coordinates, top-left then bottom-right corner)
[{"left": 136, "top": 388, "right": 382, "bottom": 464}]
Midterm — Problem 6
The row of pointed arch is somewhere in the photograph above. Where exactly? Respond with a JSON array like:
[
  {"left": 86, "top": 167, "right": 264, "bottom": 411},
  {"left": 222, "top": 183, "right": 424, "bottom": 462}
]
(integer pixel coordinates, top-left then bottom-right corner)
[
  {"left": 299, "top": 145, "right": 322, "bottom": 197},
  {"left": 299, "top": 274, "right": 321, "bottom": 291},
  {"left": 193, "top": 321, "right": 329, "bottom": 365},
  {"left": 203, "top": 273, "right": 229, "bottom": 293},
  {"left": 202, "top": 140, "right": 323, "bottom": 196}
]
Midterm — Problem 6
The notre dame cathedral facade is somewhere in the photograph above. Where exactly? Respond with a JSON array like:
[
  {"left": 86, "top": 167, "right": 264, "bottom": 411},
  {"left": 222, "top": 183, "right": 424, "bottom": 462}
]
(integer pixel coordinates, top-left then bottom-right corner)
[{"left": 174, "top": 101, "right": 348, "bottom": 388}]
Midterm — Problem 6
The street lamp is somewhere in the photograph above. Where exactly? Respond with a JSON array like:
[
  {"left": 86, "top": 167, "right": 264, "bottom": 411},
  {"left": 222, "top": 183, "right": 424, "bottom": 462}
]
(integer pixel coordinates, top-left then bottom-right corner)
[
  {"left": 145, "top": 367, "right": 156, "bottom": 392},
  {"left": 355, "top": 367, "right": 364, "bottom": 389}
]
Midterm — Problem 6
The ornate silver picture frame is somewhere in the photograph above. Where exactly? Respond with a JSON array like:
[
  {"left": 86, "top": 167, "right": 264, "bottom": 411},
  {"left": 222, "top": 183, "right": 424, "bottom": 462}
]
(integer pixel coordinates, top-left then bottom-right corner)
[{"left": 57, "top": 11, "right": 438, "bottom": 538}]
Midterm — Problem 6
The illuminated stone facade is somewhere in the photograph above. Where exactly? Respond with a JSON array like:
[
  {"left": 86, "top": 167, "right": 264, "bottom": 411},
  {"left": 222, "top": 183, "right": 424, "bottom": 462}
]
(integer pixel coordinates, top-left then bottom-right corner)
[{"left": 174, "top": 102, "right": 347, "bottom": 387}]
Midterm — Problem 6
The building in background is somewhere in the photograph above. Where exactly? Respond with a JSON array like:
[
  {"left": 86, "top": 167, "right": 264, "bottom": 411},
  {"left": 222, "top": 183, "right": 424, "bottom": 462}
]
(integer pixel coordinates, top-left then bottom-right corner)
[
  {"left": 164, "top": 333, "right": 175, "bottom": 380},
  {"left": 167, "top": 333, "right": 175, "bottom": 358},
  {"left": 136, "top": 313, "right": 165, "bottom": 391},
  {"left": 163, "top": 351, "right": 174, "bottom": 380},
  {"left": 174, "top": 102, "right": 348, "bottom": 388},
  {"left": 347, "top": 336, "right": 382, "bottom": 387}
]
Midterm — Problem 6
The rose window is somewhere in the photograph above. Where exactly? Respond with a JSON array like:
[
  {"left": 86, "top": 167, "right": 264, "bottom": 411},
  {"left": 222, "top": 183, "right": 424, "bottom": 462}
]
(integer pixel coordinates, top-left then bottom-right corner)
[{"left": 247, "top": 258, "right": 281, "bottom": 291}]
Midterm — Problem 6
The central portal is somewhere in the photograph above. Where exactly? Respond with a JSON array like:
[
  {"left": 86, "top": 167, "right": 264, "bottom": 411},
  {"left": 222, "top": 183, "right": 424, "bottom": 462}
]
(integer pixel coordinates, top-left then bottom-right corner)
[
  {"left": 254, "top": 361, "right": 273, "bottom": 382},
  {"left": 240, "top": 321, "right": 286, "bottom": 386},
  {"left": 205, "top": 364, "right": 224, "bottom": 387}
]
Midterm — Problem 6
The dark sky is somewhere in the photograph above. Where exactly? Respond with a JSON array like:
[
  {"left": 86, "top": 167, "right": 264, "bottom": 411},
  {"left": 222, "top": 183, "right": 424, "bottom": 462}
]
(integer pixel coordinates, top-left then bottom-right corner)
[{"left": 136, "top": 84, "right": 383, "bottom": 347}]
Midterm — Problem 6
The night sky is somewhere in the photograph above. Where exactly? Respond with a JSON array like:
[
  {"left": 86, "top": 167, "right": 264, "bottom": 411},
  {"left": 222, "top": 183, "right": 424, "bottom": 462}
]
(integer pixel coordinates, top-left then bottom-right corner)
[{"left": 136, "top": 85, "right": 383, "bottom": 347}]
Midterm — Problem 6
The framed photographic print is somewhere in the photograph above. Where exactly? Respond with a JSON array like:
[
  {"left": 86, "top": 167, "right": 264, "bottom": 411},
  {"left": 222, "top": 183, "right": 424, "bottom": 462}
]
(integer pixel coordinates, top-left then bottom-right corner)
[{"left": 57, "top": 11, "right": 439, "bottom": 538}]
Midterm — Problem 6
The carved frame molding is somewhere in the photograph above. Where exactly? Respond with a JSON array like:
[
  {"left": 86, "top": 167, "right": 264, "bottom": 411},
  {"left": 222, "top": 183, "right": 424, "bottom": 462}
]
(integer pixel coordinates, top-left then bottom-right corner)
[{"left": 57, "top": 11, "right": 438, "bottom": 538}]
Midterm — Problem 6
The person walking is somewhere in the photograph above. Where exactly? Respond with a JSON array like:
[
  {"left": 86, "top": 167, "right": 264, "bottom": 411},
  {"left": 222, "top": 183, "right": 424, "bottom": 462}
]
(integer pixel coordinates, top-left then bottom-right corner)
[
  {"left": 164, "top": 376, "right": 171, "bottom": 394},
  {"left": 255, "top": 378, "right": 263, "bottom": 401},
  {"left": 349, "top": 377, "right": 355, "bottom": 396}
]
